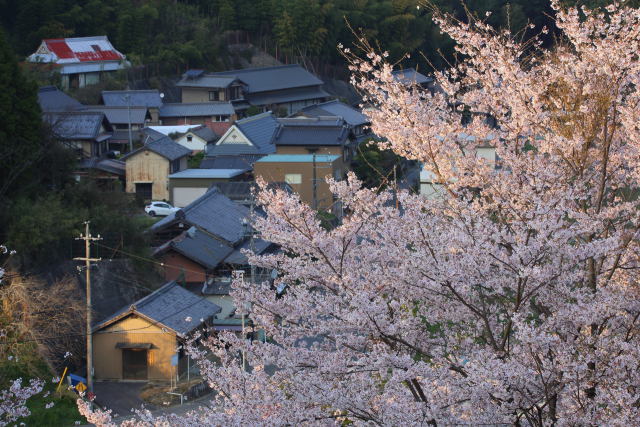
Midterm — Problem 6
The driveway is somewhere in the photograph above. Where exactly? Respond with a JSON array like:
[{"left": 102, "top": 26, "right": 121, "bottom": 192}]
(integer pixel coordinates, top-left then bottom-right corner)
[{"left": 93, "top": 382, "right": 158, "bottom": 418}]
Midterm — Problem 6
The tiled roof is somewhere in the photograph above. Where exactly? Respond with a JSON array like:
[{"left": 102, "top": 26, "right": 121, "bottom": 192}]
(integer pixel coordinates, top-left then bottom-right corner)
[
  {"left": 207, "top": 112, "right": 278, "bottom": 157},
  {"left": 84, "top": 105, "right": 148, "bottom": 125},
  {"left": 159, "top": 102, "right": 234, "bottom": 117},
  {"left": 151, "top": 187, "right": 249, "bottom": 245},
  {"left": 274, "top": 117, "right": 350, "bottom": 146},
  {"left": 199, "top": 155, "right": 261, "bottom": 171},
  {"left": 141, "top": 127, "right": 168, "bottom": 143},
  {"left": 169, "top": 168, "right": 245, "bottom": 179},
  {"left": 255, "top": 154, "right": 340, "bottom": 163},
  {"left": 28, "top": 36, "right": 125, "bottom": 64},
  {"left": 246, "top": 86, "right": 329, "bottom": 106},
  {"left": 391, "top": 68, "right": 433, "bottom": 85},
  {"left": 45, "top": 111, "right": 107, "bottom": 140},
  {"left": 223, "top": 238, "right": 273, "bottom": 265},
  {"left": 93, "top": 280, "right": 221, "bottom": 337},
  {"left": 102, "top": 90, "right": 163, "bottom": 108},
  {"left": 37, "top": 86, "right": 84, "bottom": 113},
  {"left": 153, "top": 227, "right": 234, "bottom": 270},
  {"left": 213, "top": 64, "right": 323, "bottom": 93},
  {"left": 78, "top": 158, "right": 125, "bottom": 175},
  {"left": 296, "top": 100, "right": 369, "bottom": 127},
  {"left": 191, "top": 125, "right": 218, "bottom": 142},
  {"left": 176, "top": 74, "right": 238, "bottom": 88},
  {"left": 121, "top": 136, "right": 191, "bottom": 161}
]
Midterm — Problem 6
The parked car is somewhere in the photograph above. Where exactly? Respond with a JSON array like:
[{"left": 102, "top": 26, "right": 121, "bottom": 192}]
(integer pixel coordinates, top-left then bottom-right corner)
[{"left": 145, "top": 201, "right": 179, "bottom": 217}]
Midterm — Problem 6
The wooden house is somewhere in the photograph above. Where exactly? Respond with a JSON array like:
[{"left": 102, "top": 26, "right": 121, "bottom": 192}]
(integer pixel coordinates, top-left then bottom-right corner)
[
  {"left": 92, "top": 281, "right": 221, "bottom": 381},
  {"left": 122, "top": 137, "right": 191, "bottom": 201}
]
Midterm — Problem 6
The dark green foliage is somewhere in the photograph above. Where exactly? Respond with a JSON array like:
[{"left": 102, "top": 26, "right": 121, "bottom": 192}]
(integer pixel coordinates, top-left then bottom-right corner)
[
  {"left": 188, "top": 151, "right": 205, "bottom": 168},
  {"left": 352, "top": 142, "right": 405, "bottom": 189}
]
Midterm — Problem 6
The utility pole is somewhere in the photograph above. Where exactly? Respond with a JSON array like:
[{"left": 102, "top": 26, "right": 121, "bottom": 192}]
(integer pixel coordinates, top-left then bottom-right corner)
[
  {"left": 74, "top": 221, "right": 102, "bottom": 392},
  {"left": 123, "top": 94, "right": 133, "bottom": 152},
  {"left": 394, "top": 165, "right": 399, "bottom": 210},
  {"left": 306, "top": 147, "right": 319, "bottom": 210}
]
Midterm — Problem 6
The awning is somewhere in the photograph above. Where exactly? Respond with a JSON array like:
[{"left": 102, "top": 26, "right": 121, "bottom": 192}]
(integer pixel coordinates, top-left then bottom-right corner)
[{"left": 115, "top": 342, "right": 154, "bottom": 349}]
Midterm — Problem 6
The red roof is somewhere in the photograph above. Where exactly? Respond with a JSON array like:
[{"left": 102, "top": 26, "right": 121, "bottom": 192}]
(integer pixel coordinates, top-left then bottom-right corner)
[{"left": 43, "top": 37, "right": 124, "bottom": 63}]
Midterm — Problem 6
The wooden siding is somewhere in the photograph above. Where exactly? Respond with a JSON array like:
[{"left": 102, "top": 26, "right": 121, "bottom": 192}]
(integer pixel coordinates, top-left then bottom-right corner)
[
  {"left": 159, "top": 251, "right": 207, "bottom": 283},
  {"left": 180, "top": 88, "right": 226, "bottom": 103},
  {"left": 125, "top": 150, "right": 170, "bottom": 200},
  {"left": 275, "top": 146, "right": 343, "bottom": 156},
  {"left": 93, "top": 315, "right": 178, "bottom": 381}
]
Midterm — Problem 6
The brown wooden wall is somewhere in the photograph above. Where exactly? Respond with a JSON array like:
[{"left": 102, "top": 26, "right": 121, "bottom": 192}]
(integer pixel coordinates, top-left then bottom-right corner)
[
  {"left": 125, "top": 150, "right": 171, "bottom": 200},
  {"left": 93, "top": 315, "right": 178, "bottom": 381},
  {"left": 160, "top": 251, "right": 207, "bottom": 284}
]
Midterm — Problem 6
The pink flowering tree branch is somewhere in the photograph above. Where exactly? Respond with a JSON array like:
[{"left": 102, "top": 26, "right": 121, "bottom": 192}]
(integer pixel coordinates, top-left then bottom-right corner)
[{"left": 80, "top": 2, "right": 640, "bottom": 425}]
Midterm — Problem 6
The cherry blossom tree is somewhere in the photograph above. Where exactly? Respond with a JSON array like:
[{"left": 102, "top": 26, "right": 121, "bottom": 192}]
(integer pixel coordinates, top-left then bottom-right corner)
[
  {"left": 0, "top": 378, "right": 44, "bottom": 426},
  {"left": 80, "top": 1, "right": 640, "bottom": 425}
]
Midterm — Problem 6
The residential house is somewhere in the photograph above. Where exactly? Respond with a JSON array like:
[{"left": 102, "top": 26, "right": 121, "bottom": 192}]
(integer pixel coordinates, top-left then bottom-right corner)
[
  {"left": 391, "top": 68, "right": 440, "bottom": 93},
  {"left": 177, "top": 65, "right": 329, "bottom": 116},
  {"left": 158, "top": 102, "right": 235, "bottom": 135},
  {"left": 102, "top": 90, "right": 164, "bottom": 125},
  {"left": 76, "top": 157, "right": 125, "bottom": 188},
  {"left": 45, "top": 111, "right": 112, "bottom": 159},
  {"left": 92, "top": 280, "right": 221, "bottom": 381},
  {"left": 203, "top": 111, "right": 279, "bottom": 172},
  {"left": 253, "top": 154, "right": 342, "bottom": 210},
  {"left": 274, "top": 117, "right": 353, "bottom": 164},
  {"left": 28, "top": 36, "right": 128, "bottom": 89},
  {"left": 84, "top": 105, "right": 151, "bottom": 152},
  {"left": 171, "top": 125, "right": 218, "bottom": 152},
  {"left": 121, "top": 137, "right": 191, "bottom": 201},
  {"left": 209, "top": 181, "right": 292, "bottom": 206},
  {"left": 293, "top": 99, "right": 371, "bottom": 142}
]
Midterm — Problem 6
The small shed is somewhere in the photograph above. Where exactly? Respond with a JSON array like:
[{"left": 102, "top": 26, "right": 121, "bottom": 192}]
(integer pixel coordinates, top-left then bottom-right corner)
[{"left": 92, "top": 281, "right": 221, "bottom": 381}]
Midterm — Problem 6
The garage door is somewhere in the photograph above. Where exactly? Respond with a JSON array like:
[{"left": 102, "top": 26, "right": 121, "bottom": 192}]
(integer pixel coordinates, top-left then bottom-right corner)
[{"left": 172, "top": 187, "right": 207, "bottom": 208}]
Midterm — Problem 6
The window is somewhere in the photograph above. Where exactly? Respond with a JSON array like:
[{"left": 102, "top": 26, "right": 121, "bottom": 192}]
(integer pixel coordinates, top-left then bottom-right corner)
[
  {"left": 209, "top": 91, "right": 219, "bottom": 101},
  {"left": 285, "top": 173, "right": 302, "bottom": 185},
  {"left": 91, "top": 44, "right": 102, "bottom": 52},
  {"left": 213, "top": 115, "right": 230, "bottom": 122},
  {"left": 187, "top": 135, "right": 193, "bottom": 142}
]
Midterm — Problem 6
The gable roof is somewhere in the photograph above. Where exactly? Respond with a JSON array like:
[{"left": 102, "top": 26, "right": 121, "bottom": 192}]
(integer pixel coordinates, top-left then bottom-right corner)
[
  {"left": 223, "top": 237, "right": 273, "bottom": 265},
  {"left": 391, "top": 68, "right": 433, "bottom": 86},
  {"left": 28, "top": 36, "right": 125, "bottom": 64},
  {"left": 208, "top": 112, "right": 278, "bottom": 157},
  {"left": 176, "top": 74, "right": 240, "bottom": 89},
  {"left": 296, "top": 100, "right": 369, "bottom": 127},
  {"left": 38, "top": 86, "right": 84, "bottom": 113},
  {"left": 45, "top": 111, "right": 108, "bottom": 140},
  {"left": 78, "top": 158, "right": 125, "bottom": 176},
  {"left": 150, "top": 187, "right": 249, "bottom": 245},
  {"left": 212, "top": 64, "right": 323, "bottom": 93},
  {"left": 246, "top": 86, "right": 329, "bottom": 106},
  {"left": 190, "top": 125, "right": 218, "bottom": 143},
  {"left": 84, "top": 105, "right": 149, "bottom": 125},
  {"left": 153, "top": 226, "right": 234, "bottom": 270},
  {"left": 141, "top": 127, "right": 168, "bottom": 143},
  {"left": 274, "top": 117, "right": 350, "bottom": 146},
  {"left": 102, "top": 90, "right": 163, "bottom": 108},
  {"left": 121, "top": 136, "right": 191, "bottom": 161},
  {"left": 159, "top": 102, "right": 234, "bottom": 118},
  {"left": 93, "top": 280, "right": 221, "bottom": 337}
]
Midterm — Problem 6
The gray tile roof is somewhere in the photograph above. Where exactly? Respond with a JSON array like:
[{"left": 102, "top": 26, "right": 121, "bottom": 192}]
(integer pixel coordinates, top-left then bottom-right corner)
[
  {"left": 93, "top": 280, "right": 221, "bottom": 337},
  {"left": 176, "top": 75, "right": 238, "bottom": 88},
  {"left": 199, "top": 155, "right": 261, "bottom": 171},
  {"left": 151, "top": 187, "right": 249, "bottom": 245},
  {"left": 191, "top": 126, "right": 218, "bottom": 142},
  {"left": 223, "top": 238, "right": 273, "bottom": 265},
  {"left": 153, "top": 226, "right": 234, "bottom": 270},
  {"left": 207, "top": 112, "right": 278, "bottom": 157},
  {"left": 78, "top": 158, "right": 125, "bottom": 175},
  {"left": 202, "top": 281, "right": 232, "bottom": 296},
  {"left": 159, "top": 102, "right": 234, "bottom": 118},
  {"left": 121, "top": 136, "right": 191, "bottom": 161},
  {"left": 102, "top": 90, "right": 164, "bottom": 108},
  {"left": 45, "top": 111, "right": 108, "bottom": 140},
  {"left": 142, "top": 127, "right": 168, "bottom": 143},
  {"left": 392, "top": 68, "right": 433, "bottom": 86},
  {"left": 213, "top": 64, "right": 323, "bottom": 93},
  {"left": 84, "top": 105, "right": 148, "bottom": 125},
  {"left": 38, "top": 86, "right": 84, "bottom": 113},
  {"left": 296, "top": 100, "right": 369, "bottom": 127},
  {"left": 274, "top": 117, "right": 350, "bottom": 146},
  {"left": 246, "top": 86, "right": 329, "bottom": 106}
]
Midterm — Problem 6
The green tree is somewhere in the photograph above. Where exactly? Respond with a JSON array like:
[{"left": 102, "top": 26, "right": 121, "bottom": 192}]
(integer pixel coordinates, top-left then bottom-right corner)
[{"left": 352, "top": 142, "right": 405, "bottom": 189}]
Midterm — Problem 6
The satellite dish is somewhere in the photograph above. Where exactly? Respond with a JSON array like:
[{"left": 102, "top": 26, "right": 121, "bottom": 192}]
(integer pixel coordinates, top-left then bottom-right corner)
[{"left": 160, "top": 92, "right": 165, "bottom": 99}]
